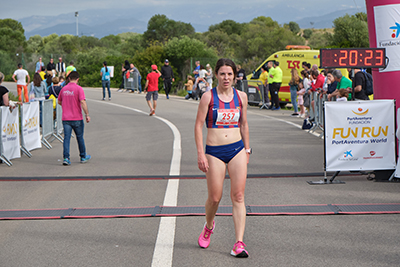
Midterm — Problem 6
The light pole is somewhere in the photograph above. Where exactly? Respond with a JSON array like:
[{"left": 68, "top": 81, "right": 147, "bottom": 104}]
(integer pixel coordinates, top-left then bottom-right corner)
[{"left": 75, "top": 11, "right": 79, "bottom": 36}]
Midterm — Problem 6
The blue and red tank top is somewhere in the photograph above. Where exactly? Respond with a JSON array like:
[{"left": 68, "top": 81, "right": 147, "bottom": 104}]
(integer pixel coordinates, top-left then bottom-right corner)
[{"left": 206, "top": 87, "right": 242, "bottom": 128}]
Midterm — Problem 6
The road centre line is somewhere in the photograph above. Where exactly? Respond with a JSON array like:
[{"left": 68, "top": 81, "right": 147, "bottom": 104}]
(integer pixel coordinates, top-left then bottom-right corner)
[{"left": 88, "top": 99, "right": 180, "bottom": 267}]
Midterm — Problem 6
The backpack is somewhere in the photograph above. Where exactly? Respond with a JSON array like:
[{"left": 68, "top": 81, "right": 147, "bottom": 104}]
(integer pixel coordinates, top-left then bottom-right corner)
[
  {"left": 302, "top": 118, "right": 313, "bottom": 130},
  {"left": 362, "top": 72, "right": 373, "bottom": 96}
]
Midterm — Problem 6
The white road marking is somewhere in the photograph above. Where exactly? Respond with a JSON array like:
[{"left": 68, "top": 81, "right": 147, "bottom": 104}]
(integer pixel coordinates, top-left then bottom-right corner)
[
  {"left": 88, "top": 99, "right": 180, "bottom": 267},
  {"left": 248, "top": 110, "right": 323, "bottom": 138}
]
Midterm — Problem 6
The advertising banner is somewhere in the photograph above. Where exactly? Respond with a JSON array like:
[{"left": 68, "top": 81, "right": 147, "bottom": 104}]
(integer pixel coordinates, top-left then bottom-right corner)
[
  {"left": 394, "top": 108, "right": 400, "bottom": 178},
  {"left": 374, "top": 4, "right": 400, "bottom": 72},
  {"left": 22, "top": 101, "right": 41, "bottom": 151},
  {"left": 325, "top": 100, "right": 395, "bottom": 171},
  {"left": 1, "top": 106, "right": 21, "bottom": 160}
]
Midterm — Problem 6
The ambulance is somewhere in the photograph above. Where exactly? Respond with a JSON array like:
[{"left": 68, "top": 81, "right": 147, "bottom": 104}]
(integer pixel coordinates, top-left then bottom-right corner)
[{"left": 246, "top": 45, "right": 348, "bottom": 106}]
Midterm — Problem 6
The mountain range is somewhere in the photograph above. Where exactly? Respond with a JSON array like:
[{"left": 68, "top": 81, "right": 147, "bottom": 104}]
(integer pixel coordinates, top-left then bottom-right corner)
[{"left": 19, "top": 5, "right": 365, "bottom": 39}]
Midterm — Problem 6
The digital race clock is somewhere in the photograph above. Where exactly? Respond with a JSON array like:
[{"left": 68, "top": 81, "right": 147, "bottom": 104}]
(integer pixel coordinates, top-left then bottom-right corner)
[{"left": 320, "top": 48, "right": 386, "bottom": 68}]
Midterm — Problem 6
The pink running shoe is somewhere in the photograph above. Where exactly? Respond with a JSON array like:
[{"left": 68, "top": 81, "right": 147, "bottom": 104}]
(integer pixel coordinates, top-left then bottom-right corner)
[
  {"left": 230, "top": 241, "right": 249, "bottom": 258},
  {"left": 198, "top": 221, "right": 215, "bottom": 248}
]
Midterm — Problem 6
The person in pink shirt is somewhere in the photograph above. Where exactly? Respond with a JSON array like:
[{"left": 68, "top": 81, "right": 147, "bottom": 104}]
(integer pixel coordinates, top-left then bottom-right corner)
[{"left": 58, "top": 71, "right": 91, "bottom": 165}]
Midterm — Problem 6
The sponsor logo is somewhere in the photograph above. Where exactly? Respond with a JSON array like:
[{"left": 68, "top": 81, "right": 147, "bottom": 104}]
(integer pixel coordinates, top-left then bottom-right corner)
[
  {"left": 344, "top": 150, "right": 353, "bottom": 158},
  {"left": 352, "top": 107, "right": 369, "bottom": 116},
  {"left": 389, "top": 22, "right": 400, "bottom": 38},
  {"left": 338, "top": 150, "right": 359, "bottom": 161},
  {"left": 363, "top": 150, "right": 384, "bottom": 160}
]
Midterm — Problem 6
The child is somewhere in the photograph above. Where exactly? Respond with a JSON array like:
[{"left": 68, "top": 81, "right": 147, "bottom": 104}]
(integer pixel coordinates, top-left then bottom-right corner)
[
  {"left": 297, "top": 81, "right": 306, "bottom": 118},
  {"left": 337, "top": 88, "right": 348, "bottom": 102},
  {"left": 184, "top": 75, "right": 195, "bottom": 100}
]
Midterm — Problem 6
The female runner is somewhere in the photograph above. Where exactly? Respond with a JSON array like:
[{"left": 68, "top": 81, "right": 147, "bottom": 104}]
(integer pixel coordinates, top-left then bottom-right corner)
[{"left": 194, "top": 58, "right": 251, "bottom": 258}]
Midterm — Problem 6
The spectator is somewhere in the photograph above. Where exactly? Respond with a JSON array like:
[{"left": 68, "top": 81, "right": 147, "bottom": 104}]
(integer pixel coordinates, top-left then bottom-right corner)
[
  {"left": 12, "top": 63, "right": 30, "bottom": 102},
  {"left": 193, "top": 60, "right": 201, "bottom": 78},
  {"left": 269, "top": 61, "right": 283, "bottom": 110},
  {"left": 39, "top": 66, "right": 46, "bottom": 81},
  {"left": 192, "top": 60, "right": 201, "bottom": 100},
  {"left": 289, "top": 68, "right": 300, "bottom": 116},
  {"left": 161, "top": 59, "right": 174, "bottom": 99},
  {"left": 44, "top": 74, "right": 53, "bottom": 99},
  {"left": 259, "top": 65, "right": 270, "bottom": 105},
  {"left": 144, "top": 65, "right": 161, "bottom": 116},
  {"left": 100, "top": 61, "right": 111, "bottom": 100},
  {"left": 337, "top": 88, "right": 349, "bottom": 101},
  {"left": 129, "top": 63, "right": 142, "bottom": 93},
  {"left": 300, "top": 70, "right": 311, "bottom": 90},
  {"left": 56, "top": 57, "right": 66, "bottom": 77},
  {"left": 197, "top": 65, "right": 208, "bottom": 98},
  {"left": 205, "top": 64, "right": 213, "bottom": 88},
  {"left": 30, "top": 73, "right": 47, "bottom": 126},
  {"left": 311, "top": 64, "right": 319, "bottom": 72},
  {"left": 326, "top": 70, "right": 338, "bottom": 100},
  {"left": 47, "top": 58, "right": 56, "bottom": 77},
  {"left": 0, "top": 72, "right": 9, "bottom": 107},
  {"left": 59, "top": 76, "right": 66, "bottom": 88},
  {"left": 48, "top": 77, "right": 62, "bottom": 111},
  {"left": 65, "top": 61, "right": 76, "bottom": 77},
  {"left": 184, "top": 75, "right": 195, "bottom": 100},
  {"left": 31, "top": 73, "right": 46, "bottom": 101},
  {"left": 35, "top": 57, "right": 45, "bottom": 73},
  {"left": 236, "top": 64, "right": 246, "bottom": 91},
  {"left": 297, "top": 80, "right": 306, "bottom": 118},
  {"left": 49, "top": 77, "right": 62, "bottom": 98},
  {"left": 236, "top": 64, "right": 246, "bottom": 81},
  {"left": 351, "top": 69, "right": 369, "bottom": 100},
  {"left": 309, "top": 70, "right": 325, "bottom": 120},
  {"left": 118, "top": 60, "right": 130, "bottom": 92},
  {"left": 58, "top": 71, "right": 91, "bottom": 166},
  {"left": 330, "top": 70, "right": 353, "bottom": 100}
]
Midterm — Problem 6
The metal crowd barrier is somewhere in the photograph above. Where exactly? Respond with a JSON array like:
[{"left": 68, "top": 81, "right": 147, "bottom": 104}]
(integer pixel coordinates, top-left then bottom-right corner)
[
  {"left": 124, "top": 71, "right": 138, "bottom": 91},
  {"left": 1, "top": 100, "right": 64, "bottom": 167},
  {"left": 235, "top": 80, "right": 263, "bottom": 106},
  {"left": 53, "top": 103, "right": 64, "bottom": 142},
  {"left": 308, "top": 91, "right": 324, "bottom": 137},
  {"left": 20, "top": 103, "right": 33, "bottom": 158},
  {"left": 41, "top": 100, "right": 53, "bottom": 149},
  {"left": 0, "top": 107, "right": 12, "bottom": 166}
]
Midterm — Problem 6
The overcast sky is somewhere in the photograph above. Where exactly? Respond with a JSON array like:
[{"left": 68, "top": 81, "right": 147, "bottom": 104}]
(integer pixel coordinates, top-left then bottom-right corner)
[{"left": 1, "top": 0, "right": 367, "bottom": 21}]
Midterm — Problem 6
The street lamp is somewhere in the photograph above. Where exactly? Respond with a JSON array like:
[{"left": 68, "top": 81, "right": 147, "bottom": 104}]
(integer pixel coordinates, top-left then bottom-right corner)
[{"left": 75, "top": 12, "right": 79, "bottom": 36}]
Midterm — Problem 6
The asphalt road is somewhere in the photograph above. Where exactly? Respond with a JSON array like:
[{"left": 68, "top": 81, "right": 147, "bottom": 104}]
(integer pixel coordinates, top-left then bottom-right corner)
[{"left": 0, "top": 82, "right": 399, "bottom": 267}]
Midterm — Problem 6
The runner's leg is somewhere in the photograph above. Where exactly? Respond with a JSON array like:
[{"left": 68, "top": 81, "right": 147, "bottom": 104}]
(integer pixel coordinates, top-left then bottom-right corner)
[
  {"left": 227, "top": 150, "right": 247, "bottom": 242},
  {"left": 205, "top": 154, "right": 226, "bottom": 229}
]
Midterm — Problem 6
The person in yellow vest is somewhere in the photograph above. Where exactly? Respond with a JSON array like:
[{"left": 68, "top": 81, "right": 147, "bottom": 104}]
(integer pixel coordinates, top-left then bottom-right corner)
[{"left": 269, "top": 61, "right": 282, "bottom": 110}]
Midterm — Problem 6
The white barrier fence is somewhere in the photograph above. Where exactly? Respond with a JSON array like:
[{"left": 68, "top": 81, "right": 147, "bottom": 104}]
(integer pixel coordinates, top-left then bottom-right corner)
[{"left": 0, "top": 100, "right": 63, "bottom": 167}]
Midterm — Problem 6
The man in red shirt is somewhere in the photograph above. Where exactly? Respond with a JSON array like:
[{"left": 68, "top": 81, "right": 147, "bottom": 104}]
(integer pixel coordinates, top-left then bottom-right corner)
[{"left": 145, "top": 65, "right": 161, "bottom": 116}]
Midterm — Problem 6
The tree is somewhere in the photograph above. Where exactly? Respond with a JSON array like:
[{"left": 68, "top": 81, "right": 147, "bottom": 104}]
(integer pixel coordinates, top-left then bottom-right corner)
[
  {"left": 208, "top": 20, "right": 244, "bottom": 35},
  {"left": 143, "top": 14, "right": 195, "bottom": 45},
  {"left": 286, "top": 21, "right": 300, "bottom": 34},
  {"left": 165, "top": 36, "right": 218, "bottom": 79},
  {"left": 303, "top": 29, "right": 313, "bottom": 39},
  {"left": 203, "top": 30, "right": 232, "bottom": 57},
  {"left": 0, "top": 19, "right": 26, "bottom": 53},
  {"left": 308, "top": 31, "right": 330, "bottom": 49},
  {"left": 328, "top": 14, "right": 369, "bottom": 48},
  {"left": 234, "top": 17, "right": 305, "bottom": 59}
]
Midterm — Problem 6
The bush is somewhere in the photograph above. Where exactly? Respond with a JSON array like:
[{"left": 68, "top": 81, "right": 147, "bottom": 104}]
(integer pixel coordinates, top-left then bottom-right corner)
[{"left": 303, "top": 29, "right": 313, "bottom": 39}]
